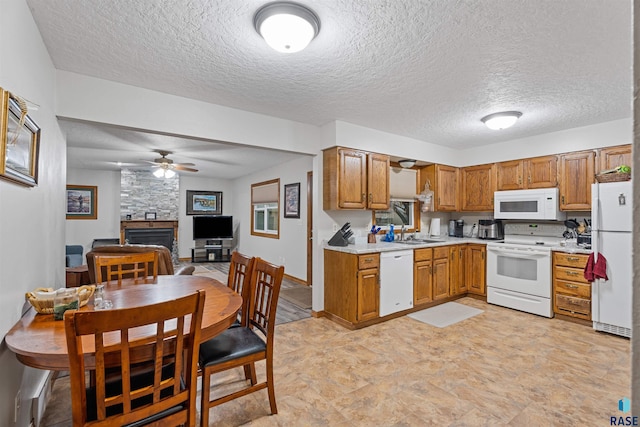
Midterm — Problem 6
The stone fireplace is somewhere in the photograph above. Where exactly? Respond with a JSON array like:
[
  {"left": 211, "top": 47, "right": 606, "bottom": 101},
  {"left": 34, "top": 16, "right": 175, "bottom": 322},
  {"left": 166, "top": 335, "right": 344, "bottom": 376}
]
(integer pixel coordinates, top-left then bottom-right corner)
[{"left": 120, "top": 220, "right": 178, "bottom": 250}]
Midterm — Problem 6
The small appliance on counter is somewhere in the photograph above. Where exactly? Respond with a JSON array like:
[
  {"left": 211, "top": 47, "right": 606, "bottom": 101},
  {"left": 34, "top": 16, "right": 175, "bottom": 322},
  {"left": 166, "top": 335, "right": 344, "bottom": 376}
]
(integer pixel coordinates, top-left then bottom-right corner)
[
  {"left": 478, "top": 219, "right": 504, "bottom": 240},
  {"left": 448, "top": 220, "right": 456, "bottom": 237},
  {"left": 454, "top": 220, "right": 464, "bottom": 237},
  {"left": 429, "top": 218, "right": 441, "bottom": 238},
  {"left": 577, "top": 233, "right": 591, "bottom": 248}
]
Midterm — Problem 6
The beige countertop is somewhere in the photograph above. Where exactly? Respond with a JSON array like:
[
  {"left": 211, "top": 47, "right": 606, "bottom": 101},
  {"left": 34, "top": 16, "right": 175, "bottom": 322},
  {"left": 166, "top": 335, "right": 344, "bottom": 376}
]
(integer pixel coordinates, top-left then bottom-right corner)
[{"left": 323, "top": 236, "right": 491, "bottom": 254}]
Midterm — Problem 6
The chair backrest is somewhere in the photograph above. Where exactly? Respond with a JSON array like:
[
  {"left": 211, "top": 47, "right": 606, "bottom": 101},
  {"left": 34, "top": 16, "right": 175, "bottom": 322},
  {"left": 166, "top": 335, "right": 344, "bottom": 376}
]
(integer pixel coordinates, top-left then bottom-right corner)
[
  {"left": 66, "top": 245, "right": 84, "bottom": 268},
  {"left": 247, "top": 258, "right": 285, "bottom": 339},
  {"left": 86, "top": 244, "right": 174, "bottom": 283},
  {"left": 64, "top": 289, "right": 206, "bottom": 426},
  {"left": 94, "top": 252, "right": 159, "bottom": 285},
  {"left": 227, "top": 251, "right": 256, "bottom": 323}
]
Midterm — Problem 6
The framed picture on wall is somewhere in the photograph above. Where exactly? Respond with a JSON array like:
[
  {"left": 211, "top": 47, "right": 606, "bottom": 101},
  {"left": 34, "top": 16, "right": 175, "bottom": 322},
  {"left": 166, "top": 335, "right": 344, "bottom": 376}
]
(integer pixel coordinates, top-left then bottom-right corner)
[
  {"left": 0, "top": 89, "right": 41, "bottom": 187},
  {"left": 284, "top": 182, "right": 300, "bottom": 218},
  {"left": 66, "top": 185, "right": 98, "bottom": 220},
  {"left": 186, "top": 190, "right": 222, "bottom": 215}
]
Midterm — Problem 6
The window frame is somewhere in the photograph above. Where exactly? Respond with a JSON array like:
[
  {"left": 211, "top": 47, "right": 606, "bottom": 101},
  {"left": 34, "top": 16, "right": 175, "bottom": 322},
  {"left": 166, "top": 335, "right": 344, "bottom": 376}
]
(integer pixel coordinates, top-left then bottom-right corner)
[
  {"left": 251, "top": 178, "right": 280, "bottom": 239},
  {"left": 372, "top": 199, "right": 420, "bottom": 233}
]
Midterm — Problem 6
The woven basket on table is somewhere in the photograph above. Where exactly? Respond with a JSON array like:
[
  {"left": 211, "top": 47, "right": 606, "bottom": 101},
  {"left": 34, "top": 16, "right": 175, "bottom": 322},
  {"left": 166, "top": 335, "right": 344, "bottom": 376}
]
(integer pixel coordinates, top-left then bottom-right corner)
[
  {"left": 595, "top": 172, "right": 631, "bottom": 183},
  {"left": 26, "top": 285, "right": 95, "bottom": 314}
]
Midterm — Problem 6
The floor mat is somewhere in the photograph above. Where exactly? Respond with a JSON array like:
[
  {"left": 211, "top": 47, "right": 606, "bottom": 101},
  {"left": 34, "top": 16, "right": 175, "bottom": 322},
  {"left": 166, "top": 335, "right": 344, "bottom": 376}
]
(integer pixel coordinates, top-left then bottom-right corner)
[
  {"left": 407, "top": 302, "right": 483, "bottom": 328},
  {"left": 280, "top": 287, "right": 312, "bottom": 309}
]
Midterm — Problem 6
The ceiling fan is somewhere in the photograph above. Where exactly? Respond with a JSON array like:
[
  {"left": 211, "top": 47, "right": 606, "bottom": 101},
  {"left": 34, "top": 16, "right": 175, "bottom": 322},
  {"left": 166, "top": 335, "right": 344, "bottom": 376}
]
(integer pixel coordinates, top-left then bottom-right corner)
[{"left": 142, "top": 150, "right": 198, "bottom": 176}]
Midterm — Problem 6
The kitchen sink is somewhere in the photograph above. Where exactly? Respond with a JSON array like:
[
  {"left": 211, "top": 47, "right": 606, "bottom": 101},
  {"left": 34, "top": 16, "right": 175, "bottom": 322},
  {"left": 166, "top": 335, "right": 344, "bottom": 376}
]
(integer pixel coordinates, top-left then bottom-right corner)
[{"left": 393, "top": 239, "right": 443, "bottom": 245}]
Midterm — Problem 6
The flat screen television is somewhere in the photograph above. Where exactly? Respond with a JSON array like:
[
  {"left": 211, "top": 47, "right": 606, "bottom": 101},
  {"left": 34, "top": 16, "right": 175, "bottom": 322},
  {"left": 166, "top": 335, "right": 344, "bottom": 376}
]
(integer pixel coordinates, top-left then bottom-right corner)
[{"left": 192, "top": 215, "right": 233, "bottom": 240}]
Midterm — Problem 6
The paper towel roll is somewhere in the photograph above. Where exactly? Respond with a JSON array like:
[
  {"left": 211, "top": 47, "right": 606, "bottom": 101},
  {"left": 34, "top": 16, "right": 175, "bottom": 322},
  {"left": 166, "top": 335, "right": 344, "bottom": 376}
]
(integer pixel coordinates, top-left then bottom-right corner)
[{"left": 430, "top": 218, "right": 440, "bottom": 237}]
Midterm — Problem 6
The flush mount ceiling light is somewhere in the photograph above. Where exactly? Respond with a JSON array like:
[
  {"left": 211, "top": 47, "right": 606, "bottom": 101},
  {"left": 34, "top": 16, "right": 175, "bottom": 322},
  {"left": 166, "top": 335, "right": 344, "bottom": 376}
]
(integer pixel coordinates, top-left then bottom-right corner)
[
  {"left": 254, "top": 2, "right": 320, "bottom": 53},
  {"left": 481, "top": 111, "right": 523, "bottom": 130},
  {"left": 398, "top": 159, "right": 416, "bottom": 168},
  {"left": 153, "top": 167, "right": 176, "bottom": 179}
]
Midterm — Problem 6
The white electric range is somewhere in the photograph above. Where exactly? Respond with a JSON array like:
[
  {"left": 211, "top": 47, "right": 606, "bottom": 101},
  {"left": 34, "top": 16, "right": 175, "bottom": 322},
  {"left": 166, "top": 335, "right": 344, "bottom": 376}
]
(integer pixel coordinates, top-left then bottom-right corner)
[{"left": 486, "top": 223, "right": 565, "bottom": 318}]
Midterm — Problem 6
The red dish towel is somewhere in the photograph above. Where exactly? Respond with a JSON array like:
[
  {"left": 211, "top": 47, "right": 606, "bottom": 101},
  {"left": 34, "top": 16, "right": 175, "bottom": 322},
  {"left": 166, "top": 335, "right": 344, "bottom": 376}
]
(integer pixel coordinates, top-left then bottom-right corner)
[
  {"left": 584, "top": 253, "right": 595, "bottom": 281},
  {"left": 584, "top": 252, "right": 608, "bottom": 281},
  {"left": 594, "top": 253, "right": 608, "bottom": 280}
]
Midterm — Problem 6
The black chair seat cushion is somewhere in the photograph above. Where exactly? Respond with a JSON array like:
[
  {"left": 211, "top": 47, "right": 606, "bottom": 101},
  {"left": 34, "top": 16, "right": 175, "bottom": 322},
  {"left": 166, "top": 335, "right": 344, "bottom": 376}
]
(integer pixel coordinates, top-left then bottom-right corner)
[
  {"left": 85, "top": 363, "right": 185, "bottom": 426},
  {"left": 199, "top": 327, "right": 266, "bottom": 367}
]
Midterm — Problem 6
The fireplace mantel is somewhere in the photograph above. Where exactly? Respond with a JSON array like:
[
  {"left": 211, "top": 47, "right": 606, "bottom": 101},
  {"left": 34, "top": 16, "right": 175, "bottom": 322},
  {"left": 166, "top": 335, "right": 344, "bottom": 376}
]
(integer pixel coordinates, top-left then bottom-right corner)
[{"left": 120, "top": 220, "right": 179, "bottom": 243}]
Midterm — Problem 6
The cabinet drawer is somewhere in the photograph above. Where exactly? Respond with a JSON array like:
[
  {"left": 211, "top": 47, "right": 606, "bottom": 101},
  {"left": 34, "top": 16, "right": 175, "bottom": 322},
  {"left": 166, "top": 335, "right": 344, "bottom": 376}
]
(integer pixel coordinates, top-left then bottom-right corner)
[
  {"left": 555, "top": 280, "right": 591, "bottom": 299},
  {"left": 555, "top": 266, "right": 589, "bottom": 284},
  {"left": 433, "top": 247, "right": 449, "bottom": 259},
  {"left": 554, "top": 252, "right": 588, "bottom": 268},
  {"left": 556, "top": 294, "right": 591, "bottom": 317},
  {"left": 358, "top": 254, "right": 380, "bottom": 270},
  {"left": 414, "top": 248, "right": 432, "bottom": 262}
]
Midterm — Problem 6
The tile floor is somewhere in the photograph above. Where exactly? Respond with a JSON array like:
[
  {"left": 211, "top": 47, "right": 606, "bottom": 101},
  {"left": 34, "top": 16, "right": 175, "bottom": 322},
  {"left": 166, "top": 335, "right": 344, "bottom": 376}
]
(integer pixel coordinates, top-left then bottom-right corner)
[{"left": 41, "top": 297, "right": 629, "bottom": 426}]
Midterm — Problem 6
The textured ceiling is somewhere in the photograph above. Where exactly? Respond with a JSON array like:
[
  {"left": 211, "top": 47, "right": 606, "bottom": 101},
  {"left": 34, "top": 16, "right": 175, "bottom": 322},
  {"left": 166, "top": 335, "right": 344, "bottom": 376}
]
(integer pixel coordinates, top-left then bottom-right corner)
[{"left": 26, "top": 0, "right": 632, "bottom": 176}]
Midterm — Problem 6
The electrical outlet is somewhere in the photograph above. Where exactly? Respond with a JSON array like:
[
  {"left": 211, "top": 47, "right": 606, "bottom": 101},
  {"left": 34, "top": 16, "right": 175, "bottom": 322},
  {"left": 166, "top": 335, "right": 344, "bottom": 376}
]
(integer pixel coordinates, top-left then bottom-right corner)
[
  {"left": 14, "top": 389, "right": 20, "bottom": 423},
  {"left": 332, "top": 223, "right": 338, "bottom": 232}
]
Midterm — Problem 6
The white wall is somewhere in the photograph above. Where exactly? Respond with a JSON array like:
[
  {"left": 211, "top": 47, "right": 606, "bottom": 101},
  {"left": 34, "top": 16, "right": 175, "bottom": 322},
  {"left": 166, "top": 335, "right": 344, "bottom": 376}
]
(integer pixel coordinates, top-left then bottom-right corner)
[
  {"left": 457, "top": 118, "right": 631, "bottom": 166},
  {"left": 66, "top": 169, "right": 121, "bottom": 254},
  {"left": 233, "top": 156, "right": 313, "bottom": 281},
  {"left": 55, "top": 71, "right": 322, "bottom": 155},
  {"left": 178, "top": 175, "right": 235, "bottom": 259},
  {"left": 0, "top": 1, "right": 66, "bottom": 425}
]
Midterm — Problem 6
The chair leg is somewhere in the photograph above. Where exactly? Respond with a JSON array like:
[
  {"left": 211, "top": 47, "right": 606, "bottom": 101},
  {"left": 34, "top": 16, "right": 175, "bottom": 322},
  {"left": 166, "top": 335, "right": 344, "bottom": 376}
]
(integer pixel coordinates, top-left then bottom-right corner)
[
  {"left": 248, "top": 362, "right": 257, "bottom": 385},
  {"left": 243, "top": 364, "right": 253, "bottom": 383},
  {"left": 201, "top": 368, "right": 211, "bottom": 427},
  {"left": 266, "top": 357, "right": 277, "bottom": 414}
]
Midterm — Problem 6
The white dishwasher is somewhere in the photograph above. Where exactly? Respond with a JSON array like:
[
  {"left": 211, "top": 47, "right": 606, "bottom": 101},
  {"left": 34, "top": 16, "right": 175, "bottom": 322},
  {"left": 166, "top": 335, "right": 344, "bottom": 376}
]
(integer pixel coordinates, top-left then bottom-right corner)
[{"left": 379, "top": 250, "right": 414, "bottom": 316}]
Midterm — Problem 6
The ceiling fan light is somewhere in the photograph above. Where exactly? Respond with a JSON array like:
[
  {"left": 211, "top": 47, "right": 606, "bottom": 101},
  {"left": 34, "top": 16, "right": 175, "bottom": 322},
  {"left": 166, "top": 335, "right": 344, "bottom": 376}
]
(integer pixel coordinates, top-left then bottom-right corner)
[
  {"left": 164, "top": 169, "right": 176, "bottom": 178},
  {"left": 153, "top": 168, "right": 165, "bottom": 178},
  {"left": 481, "top": 111, "right": 522, "bottom": 130},
  {"left": 254, "top": 2, "right": 320, "bottom": 53},
  {"left": 398, "top": 159, "right": 416, "bottom": 168}
]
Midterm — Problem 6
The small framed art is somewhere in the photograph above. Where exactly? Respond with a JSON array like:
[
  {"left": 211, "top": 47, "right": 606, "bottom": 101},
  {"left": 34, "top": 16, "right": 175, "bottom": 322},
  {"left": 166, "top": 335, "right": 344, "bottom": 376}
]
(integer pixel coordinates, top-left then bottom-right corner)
[{"left": 66, "top": 185, "right": 98, "bottom": 220}]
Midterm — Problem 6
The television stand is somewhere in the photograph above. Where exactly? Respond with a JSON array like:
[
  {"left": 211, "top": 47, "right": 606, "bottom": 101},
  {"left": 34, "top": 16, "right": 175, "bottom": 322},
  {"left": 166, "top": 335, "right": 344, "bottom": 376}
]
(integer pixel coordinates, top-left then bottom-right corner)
[{"left": 191, "top": 239, "right": 232, "bottom": 263}]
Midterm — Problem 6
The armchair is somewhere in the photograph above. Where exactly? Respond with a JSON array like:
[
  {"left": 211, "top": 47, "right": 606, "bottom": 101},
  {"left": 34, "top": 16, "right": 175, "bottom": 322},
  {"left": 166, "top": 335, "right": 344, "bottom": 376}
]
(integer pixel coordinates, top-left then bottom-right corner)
[
  {"left": 65, "top": 245, "right": 84, "bottom": 268},
  {"left": 85, "top": 244, "right": 195, "bottom": 284}
]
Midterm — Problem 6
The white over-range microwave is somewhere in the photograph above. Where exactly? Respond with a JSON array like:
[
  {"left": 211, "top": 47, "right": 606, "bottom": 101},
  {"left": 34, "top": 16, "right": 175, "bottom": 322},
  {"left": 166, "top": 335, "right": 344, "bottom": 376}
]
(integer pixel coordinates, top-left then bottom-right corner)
[{"left": 494, "top": 188, "right": 566, "bottom": 221}]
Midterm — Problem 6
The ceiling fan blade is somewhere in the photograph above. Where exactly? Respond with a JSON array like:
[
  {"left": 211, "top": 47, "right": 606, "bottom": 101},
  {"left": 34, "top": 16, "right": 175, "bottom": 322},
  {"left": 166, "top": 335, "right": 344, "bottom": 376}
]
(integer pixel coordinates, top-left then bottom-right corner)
[
  {"left": 173, "top": 165, "right": 198, "bottom": 172},
  {"left": 140, "top": 160, "right": 160, "bottom": 165},
  {"left": 174, "top": 162, "right": 196, "bottom": 167}
]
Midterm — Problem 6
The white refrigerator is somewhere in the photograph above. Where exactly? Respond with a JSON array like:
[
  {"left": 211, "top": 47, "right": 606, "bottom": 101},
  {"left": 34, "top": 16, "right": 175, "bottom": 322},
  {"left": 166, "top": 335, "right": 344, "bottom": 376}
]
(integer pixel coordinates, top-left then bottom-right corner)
[{"left": 591, "top": 181, "right": 632, "bottom": 337}]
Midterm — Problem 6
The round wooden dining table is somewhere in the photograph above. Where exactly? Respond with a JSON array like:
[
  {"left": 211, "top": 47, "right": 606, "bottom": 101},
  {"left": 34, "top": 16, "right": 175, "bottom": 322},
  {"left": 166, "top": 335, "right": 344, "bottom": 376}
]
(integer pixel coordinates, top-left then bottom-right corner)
[{"left": 5, "top": 275, "right": 242, "bottom": 370}]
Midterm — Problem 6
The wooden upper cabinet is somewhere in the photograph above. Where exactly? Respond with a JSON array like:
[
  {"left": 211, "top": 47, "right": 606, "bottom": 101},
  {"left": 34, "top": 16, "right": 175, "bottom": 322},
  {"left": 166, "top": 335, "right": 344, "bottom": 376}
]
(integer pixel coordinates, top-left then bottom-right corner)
[
  {"left": 597, "top": 144, "right": 632, "bottom": 172},
  {"left": 419, "top": 164, "right": 459, "bottom": 211},
  {"left": 323, "top": 147, "right": 389, "bottom": 210},
  {"left": 461, "top": 164, "right": 495, "bottom": 211},
  {"left": 496, "top": 160, "right": 524, "bottom": 190},
  {"left": 525, "top": 155, "right": 558, "bottom": 189},
  {"left": 496, "top": 156, "right": 557, "bottom": 191},
  {"left": 559, "top": 150, "right": 595, "bottom": 211},
  {"left": 367, "top": 153, "right": 390, "bottom": 210}
]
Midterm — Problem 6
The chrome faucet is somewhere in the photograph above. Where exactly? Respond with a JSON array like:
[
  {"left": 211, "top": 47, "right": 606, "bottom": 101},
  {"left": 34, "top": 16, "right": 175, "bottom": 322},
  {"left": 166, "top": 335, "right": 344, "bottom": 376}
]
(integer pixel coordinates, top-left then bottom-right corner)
[{"left": 400, "top": 225, "right": 405, "bottom": 241}]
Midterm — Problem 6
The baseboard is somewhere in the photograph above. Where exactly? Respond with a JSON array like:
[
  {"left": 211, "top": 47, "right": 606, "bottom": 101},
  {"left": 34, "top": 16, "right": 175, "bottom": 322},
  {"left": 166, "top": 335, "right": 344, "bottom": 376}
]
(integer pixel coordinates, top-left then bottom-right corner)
[{"left": 284, "top": 273, "right": 307, "bottom": 286}]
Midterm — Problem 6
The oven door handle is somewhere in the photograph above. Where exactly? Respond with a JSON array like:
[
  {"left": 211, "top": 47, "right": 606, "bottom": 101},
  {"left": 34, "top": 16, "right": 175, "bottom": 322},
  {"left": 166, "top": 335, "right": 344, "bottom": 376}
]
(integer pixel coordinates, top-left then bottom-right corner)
[{"left": 487, "top": 246, "right": 550, "bottom": 258}]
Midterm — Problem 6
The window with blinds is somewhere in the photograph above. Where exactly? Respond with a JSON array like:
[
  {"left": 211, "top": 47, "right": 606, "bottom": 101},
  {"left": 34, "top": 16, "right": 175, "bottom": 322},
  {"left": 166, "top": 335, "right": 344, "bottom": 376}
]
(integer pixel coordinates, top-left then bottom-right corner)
[
  {"left": 373, "top": 167, "right": 419, "bottom": 231},
  {"left": 251, "top": 179, "right": 279, "bottom": 238}
]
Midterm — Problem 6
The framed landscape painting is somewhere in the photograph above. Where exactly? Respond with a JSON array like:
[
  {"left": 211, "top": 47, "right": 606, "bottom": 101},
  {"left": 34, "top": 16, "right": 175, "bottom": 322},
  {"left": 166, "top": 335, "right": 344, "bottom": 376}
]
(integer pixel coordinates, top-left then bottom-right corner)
[
  {"left": 186, "top": 190, "right": 222, "bottom": 215},
  {"left": 0, "top": 89, "right": 41, "bottom": 187},
  {"left": 66, "top": 185, "right": 98, "bottom": 219}
]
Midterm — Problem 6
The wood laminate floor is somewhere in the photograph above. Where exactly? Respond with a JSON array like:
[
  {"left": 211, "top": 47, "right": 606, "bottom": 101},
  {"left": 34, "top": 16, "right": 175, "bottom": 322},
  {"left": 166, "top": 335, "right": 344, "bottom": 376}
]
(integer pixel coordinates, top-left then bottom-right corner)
[{"left": 41, "top": 296, "right": 629, "bottom": 426}]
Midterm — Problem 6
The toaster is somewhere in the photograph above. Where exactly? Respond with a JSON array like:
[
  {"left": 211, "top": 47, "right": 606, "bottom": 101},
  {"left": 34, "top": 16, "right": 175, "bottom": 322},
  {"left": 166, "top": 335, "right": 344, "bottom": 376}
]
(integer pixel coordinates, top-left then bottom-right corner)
[
  {"left": 478, "top": 219, "right": 504, "bottom": 240},
  {"left": 577, "top": 233, "right": 591, "bottom": 247}
]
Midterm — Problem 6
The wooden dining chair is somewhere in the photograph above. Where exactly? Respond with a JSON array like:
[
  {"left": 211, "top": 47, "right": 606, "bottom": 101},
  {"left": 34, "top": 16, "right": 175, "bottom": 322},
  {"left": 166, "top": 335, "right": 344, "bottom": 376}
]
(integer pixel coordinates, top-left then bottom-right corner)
[
  {"left": 64, "top": 289, "right": 206, "bottom": 427},
  {"left": 94, "top": 251, "right": 159, "bottom": 285},
  {"left": 227, "top": 251, "right": 256, "bottom": 326},
  {"left": 199, "top": 258, "right": 284, "bottom": 426}
]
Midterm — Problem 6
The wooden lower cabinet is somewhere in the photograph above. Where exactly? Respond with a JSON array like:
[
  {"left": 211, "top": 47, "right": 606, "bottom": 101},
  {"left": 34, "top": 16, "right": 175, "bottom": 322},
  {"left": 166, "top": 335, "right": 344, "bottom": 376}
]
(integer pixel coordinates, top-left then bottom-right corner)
[
  {"left": 324, "top": 250, "right": 379, "bottom": 325},
  {"left": 553, "top": 252, "right": 591, "bottom": 320},
  {"left": 432, "top": 247, "right": 450, "bottom": 300},
  {"left": 449, "top": 245, "right": 467, "bottom": 295},
  {"left": 466, "top": 244, "right": 486, "bottom": 296},
  {"left": 413, "top": 248, "right": 433, "bottom": 305}
]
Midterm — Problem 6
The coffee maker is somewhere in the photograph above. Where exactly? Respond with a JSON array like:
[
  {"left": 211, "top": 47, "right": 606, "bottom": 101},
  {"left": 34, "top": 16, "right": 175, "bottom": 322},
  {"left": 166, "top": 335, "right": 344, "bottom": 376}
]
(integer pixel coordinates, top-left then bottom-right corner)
[{"left": 454, "top": 220, "right": 464, "bottom": 237}]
